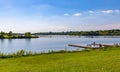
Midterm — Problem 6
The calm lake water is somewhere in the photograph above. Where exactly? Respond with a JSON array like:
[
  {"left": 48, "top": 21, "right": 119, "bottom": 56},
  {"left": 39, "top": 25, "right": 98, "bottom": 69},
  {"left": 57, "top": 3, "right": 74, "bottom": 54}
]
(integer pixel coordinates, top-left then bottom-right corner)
[{"left": 0, "top": 35, "right": 120, "bottom": 54}]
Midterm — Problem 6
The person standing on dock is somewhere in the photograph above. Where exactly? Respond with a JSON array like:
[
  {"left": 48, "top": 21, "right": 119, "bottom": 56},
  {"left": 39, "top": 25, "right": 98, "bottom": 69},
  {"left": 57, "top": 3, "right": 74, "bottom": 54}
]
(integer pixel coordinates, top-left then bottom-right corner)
[{"left": 93, "top": 42, "right": 96, "bottom": 46}]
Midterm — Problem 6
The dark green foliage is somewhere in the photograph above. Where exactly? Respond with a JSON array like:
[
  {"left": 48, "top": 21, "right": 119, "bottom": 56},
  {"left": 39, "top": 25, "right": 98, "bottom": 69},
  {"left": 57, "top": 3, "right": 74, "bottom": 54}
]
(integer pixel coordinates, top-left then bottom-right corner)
[
  {"left": 34, "top": 29, "right": 120, "bottom": 36},
  {"left": 0, "top": 31, "right": 38, "bottom": 39},
  {"left": 0, "top": 32, "right": 5, "bottom": 38},
  {"left": 16, "top": 50, "right": 25, "bottom": 56},
  {"left": 8, "top": 31, "right": 13, "bottom": 36},
  {"left": 25, "top": 32, "right": 31, "bottom": 37}
]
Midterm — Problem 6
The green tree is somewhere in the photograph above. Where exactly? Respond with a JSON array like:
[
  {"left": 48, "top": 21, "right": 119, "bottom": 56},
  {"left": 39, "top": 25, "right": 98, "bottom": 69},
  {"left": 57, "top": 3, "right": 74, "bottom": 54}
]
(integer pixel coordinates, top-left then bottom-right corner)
[
  {"left": 25, "top": 32, "right": 31, "bottom": 37},
  {"left": 0, "top": 32, "right": 5, "bottom": 38},
  {"left": 8, "top": 31, "right": 13, "bottom": 36}
]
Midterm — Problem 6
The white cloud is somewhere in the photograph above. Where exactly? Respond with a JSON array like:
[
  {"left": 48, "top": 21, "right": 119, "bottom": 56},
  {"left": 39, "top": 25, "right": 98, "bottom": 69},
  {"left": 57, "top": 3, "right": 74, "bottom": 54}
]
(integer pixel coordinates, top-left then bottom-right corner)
[
  {"left": 114, "top": 10, "right": 120, "bottom": 13},
  {"left": 86, "top": 9, "right": 120, "bottom": 15},
  {"left": 101, "top": 10, "right": 120, "bottom": 14},
  {"left": 73, "top": 13, "right": 82, "bottom": 17},
  {"left": 88, "top": 11, "right": 95, "bottom": 13},
  {"left": 67, "top": 24, "right": 120, "bottom": 31},
  {"left": 101, "top": 10, "right": 114, "bottom": 14},
  {"left": 91, "top": 24, "right": 120, "bottom": 30},
  {"left": 46, "top": 25, "right": 69, "bottom": 31},
  {"left": 64, "top": 13, "right": 70, "bottom": 16},
  {"left": 0, "top": 7, "right": 120, "bottom": 32}
]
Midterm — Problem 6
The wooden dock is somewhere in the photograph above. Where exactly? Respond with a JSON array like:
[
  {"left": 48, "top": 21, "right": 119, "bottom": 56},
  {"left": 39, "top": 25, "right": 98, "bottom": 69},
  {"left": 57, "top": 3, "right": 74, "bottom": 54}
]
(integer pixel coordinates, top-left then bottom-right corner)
[
  {"left": 68, "top": 43, "right": 120, "bottom": 49},
  {"left": 68, "top": 44, "right": 95, "bottom": 49},
  {"left": 95, "top": 44, "right": 120, "bottom": 47},
  {"left": 68, "top": 44, "right": 100, "bottom": 49}
]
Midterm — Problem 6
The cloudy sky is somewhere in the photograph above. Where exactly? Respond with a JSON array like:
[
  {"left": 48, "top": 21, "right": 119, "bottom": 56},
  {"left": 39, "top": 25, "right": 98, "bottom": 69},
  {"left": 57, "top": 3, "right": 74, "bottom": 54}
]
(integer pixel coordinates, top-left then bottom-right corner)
[{"left": 0, "top": 0, "right": 120, "bottom": 32}]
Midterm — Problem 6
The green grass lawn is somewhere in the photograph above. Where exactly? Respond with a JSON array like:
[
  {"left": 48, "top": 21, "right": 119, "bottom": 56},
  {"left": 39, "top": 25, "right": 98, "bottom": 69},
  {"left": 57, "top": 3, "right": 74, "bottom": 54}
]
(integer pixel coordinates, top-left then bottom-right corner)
[{"left": 0, "top": 47, "right": 120, "bottom": 72}]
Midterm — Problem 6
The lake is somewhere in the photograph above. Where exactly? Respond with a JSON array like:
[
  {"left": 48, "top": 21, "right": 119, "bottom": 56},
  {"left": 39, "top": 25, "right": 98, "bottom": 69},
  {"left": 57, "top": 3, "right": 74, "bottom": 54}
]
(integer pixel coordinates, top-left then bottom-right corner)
[{"left": 0, "top": 35, "right": 120, "bottom": 54}]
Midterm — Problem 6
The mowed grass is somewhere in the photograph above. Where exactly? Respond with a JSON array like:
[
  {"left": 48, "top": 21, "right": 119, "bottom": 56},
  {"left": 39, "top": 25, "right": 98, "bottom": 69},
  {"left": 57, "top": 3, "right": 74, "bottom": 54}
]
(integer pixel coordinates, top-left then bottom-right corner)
[{"left": 0, "top": 47, "right": 120, "bottom": 72}]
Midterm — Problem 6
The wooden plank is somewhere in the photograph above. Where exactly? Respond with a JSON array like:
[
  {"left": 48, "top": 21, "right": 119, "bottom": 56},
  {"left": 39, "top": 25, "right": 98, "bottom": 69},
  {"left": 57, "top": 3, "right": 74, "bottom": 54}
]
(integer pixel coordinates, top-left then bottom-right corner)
[
  {"left": 68, "top": 43, "right": 120, "bottom": 49},
  {"left": 68, "top": 44, "right": 90, "bottom": 49}
]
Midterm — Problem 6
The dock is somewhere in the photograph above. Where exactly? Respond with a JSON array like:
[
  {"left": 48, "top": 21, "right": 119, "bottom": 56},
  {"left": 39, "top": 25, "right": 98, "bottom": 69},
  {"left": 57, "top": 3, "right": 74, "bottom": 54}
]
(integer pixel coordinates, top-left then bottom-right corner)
[
  {"left": 68, "top": 43, "right": 120, "bottom": 49},
  {"left": 95, "top": 44, "right": 120, "bottom": 47},
  {"left": 68, "top": 44, "right": 102, "bottom": 49},
  {"left": 68, "top": 44, "right": 90, "bottom": 49}
]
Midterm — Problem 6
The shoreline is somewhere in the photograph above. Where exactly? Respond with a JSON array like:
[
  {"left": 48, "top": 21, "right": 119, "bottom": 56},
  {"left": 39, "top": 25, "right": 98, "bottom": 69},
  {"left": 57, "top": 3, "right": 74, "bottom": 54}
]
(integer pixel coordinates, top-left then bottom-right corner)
[{"left": 0, "top": 46, "right": 119, "bottom": 58}]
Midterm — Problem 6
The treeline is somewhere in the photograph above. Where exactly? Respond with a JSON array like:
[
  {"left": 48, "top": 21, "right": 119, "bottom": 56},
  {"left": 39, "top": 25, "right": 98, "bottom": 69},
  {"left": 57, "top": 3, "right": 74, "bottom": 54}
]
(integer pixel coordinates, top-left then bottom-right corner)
[
  {"left": 0, "top": 31, "right": 38, "bottom": 39},
  {"left": 34, "top": 29, "right": 120, "bottom": 36}
]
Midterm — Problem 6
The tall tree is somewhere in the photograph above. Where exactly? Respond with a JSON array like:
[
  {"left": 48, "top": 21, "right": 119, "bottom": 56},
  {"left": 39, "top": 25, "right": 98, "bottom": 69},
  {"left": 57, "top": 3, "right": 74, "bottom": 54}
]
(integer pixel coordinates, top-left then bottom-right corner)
[
  {"left": 25, "top": 32, "right": 31, "bottom": 37},
  {"left": 8, "top": 31, "right": 13, "bottom": 36}
]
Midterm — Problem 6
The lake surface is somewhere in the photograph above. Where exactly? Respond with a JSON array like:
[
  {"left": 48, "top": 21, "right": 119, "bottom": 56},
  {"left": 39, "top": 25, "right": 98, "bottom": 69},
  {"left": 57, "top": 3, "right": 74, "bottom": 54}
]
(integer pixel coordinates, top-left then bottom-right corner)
[{"left": 0, "top": 35, "right": 120, "bottom": 54}]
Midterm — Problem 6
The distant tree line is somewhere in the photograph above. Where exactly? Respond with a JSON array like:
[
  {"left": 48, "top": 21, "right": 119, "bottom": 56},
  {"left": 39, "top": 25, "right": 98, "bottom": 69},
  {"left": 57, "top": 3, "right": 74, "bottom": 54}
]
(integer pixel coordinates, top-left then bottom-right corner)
[
  {"left": 0, "top": 31, "right": 38, "bottom": 39},
  {"left": 34, "top": 29, "right": 120, "bottom": 36}
]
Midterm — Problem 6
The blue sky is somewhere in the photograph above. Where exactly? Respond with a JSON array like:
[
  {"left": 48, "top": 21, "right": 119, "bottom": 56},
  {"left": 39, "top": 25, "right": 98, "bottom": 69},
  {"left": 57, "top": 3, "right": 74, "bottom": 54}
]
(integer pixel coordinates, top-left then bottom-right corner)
[{"left": 0, "top": 0, "right": 120, "bottom": 32}]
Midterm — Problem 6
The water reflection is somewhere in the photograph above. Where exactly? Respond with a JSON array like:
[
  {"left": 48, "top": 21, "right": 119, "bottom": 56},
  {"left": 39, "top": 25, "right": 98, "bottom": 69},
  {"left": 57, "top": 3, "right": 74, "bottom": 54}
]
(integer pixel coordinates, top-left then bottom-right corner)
[
  {"left": 8, "top": 39, "right": 12, "bottom": 44},
  {"left": 0, "top": 39, "right": 4, "bottom": 44},
  {"left": 25, "top": 38, "right": 31, "bottom": 43},
  {"left": 0, "top": 36, "right": 119, "bottom": 54},
  {"left": 25, "top": 38, "right": 31, "bottom": 51}
]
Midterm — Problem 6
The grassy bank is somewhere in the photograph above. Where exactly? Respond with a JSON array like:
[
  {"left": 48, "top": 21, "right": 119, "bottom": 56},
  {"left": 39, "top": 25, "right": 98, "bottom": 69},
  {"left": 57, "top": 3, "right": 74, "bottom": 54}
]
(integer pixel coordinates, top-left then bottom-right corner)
[{"left": 0, "top": 46, "right": 120, "bottom": 72}]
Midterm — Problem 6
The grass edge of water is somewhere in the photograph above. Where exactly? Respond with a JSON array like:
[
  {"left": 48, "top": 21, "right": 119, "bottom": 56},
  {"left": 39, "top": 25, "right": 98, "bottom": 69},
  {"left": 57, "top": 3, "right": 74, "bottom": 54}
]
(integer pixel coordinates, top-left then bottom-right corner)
[{"left": 0, "top": 46, "right": 119, "bottom": 58}]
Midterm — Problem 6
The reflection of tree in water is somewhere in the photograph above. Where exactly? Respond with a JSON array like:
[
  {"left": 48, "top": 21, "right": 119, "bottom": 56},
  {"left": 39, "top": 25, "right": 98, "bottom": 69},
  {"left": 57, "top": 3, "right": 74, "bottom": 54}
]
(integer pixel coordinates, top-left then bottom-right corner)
[
  {"left": 50, "top": 35, "right": 52, "bottom": 38},
  {"left": 0, "top": 39, "right": 4, "bottom": 44},
  {"left": 8, "top": 39, "right": 12, "bottom": 44},
  {"left": 25, "top": 39, "right": 31, "bottom": 52},
  {"left": 25, "top": 39, "right": 31, "bottom": 43},
  {"left": 0, "top": 39, "right": 4, "bottom": 53},
  {"left": 7, "top": 39, "right": 13, "bottom": 53}
]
